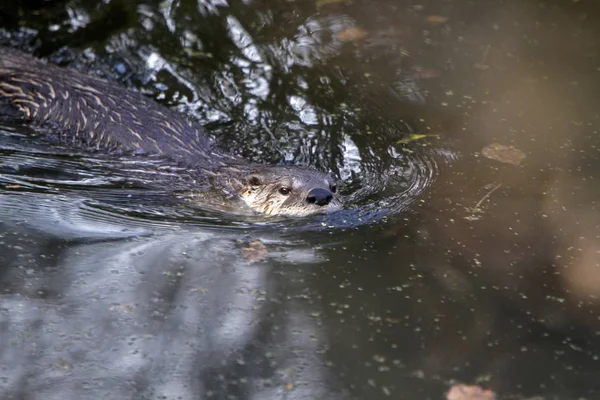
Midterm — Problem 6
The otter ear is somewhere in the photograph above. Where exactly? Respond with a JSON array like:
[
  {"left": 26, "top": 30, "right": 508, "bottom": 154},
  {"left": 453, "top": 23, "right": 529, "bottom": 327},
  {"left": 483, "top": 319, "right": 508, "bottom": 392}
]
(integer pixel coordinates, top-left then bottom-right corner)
[{"left": 244, "top": 175, "right": 262, "bottom": 188}]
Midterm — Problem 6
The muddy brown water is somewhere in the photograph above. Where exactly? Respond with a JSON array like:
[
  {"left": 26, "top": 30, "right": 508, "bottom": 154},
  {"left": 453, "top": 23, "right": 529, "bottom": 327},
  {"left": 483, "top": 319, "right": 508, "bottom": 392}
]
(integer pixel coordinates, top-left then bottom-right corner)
[{"left": 1, "top": 1, "right": 600, "bottom": 399}]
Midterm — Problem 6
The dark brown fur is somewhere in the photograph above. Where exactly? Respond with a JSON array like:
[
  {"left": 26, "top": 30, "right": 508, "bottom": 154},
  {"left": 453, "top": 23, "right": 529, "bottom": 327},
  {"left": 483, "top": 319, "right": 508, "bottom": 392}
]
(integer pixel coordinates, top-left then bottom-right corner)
[
  {"left": 0, "top": 47, "right": 230, "bottom": 167},
  {"left": 0, "top": 47, "right": 342, "bottom": 216}
]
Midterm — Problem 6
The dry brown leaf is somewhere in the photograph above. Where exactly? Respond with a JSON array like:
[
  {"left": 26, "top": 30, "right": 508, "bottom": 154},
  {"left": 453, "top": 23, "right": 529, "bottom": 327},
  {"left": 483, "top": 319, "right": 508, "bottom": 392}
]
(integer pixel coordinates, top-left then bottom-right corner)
[
  {"left": 447, "top": 384, "right": 496, "bottom": 400},
  {"left": 336, "top": 27, "right": 368, "bottom": 41},
  {"left": 481, "top": 143, "right": 526, "bottom": 165},
  {"left": 425, "top": 15, "right": 449, "bottom": 24},
  {"left": 242, "top": 240, "right": 268, "bottom": 264}
]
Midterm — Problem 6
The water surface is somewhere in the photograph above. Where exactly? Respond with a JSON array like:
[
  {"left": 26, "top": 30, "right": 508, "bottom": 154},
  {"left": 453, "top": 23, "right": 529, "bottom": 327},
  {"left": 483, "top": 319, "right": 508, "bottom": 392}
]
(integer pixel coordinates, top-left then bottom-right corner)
[{"left": 1, "top": 1, "right": 600, "bottom": 399}]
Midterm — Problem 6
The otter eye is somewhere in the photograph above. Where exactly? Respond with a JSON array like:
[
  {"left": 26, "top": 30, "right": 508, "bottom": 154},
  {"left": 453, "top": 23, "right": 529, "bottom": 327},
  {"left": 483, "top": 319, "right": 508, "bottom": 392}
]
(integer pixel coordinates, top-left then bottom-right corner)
[
  {"left": 278, "top": 187, "right": 291, "bottom": 196},
  {"left": 330, "top": 185, "right": 337, "bottom": 193}
]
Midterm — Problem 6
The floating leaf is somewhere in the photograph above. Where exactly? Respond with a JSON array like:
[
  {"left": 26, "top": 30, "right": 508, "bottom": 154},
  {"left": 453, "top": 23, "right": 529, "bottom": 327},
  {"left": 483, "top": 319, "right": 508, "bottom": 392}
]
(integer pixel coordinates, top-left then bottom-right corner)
[
  {"left": 447, "top": 384, "right": 496, "bottom": 400},
  {"left": 481, "top": 143, "right": 526, "bottom": 165},
  {"left": 242, "top": 240, "right": 268, "bottom": 264},
  {"left": 425, "top": 15, "right": 449, "bottom": 24},
  {"left": 336, "top": 27, "right": 368, "bottom": 41},
  {"left": 396, "top": 133, "right": 438, "bottom": 145}
]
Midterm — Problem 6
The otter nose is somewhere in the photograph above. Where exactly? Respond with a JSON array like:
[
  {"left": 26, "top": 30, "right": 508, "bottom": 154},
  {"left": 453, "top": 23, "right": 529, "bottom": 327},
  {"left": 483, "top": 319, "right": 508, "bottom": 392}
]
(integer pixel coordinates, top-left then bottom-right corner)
[{"left": 306, "top": 188, "right": 333, "bottom": 206}]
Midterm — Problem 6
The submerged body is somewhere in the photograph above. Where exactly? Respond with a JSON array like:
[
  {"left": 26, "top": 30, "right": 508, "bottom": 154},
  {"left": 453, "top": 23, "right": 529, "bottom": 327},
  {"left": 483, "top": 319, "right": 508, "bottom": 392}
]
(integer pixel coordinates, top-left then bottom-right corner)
[{"left": 0, "top": 47, "right": 341, "bottom": 216}]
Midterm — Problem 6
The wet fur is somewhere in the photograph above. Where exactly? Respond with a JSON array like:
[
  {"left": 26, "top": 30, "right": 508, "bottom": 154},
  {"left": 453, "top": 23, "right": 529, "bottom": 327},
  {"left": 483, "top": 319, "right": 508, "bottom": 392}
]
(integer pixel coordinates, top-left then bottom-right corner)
[
  {"left": 0, "top": 47, "right": 217, "bottom": 164},
  {"left": 0, "top": 47, "right": 341, "bottom": 216}
]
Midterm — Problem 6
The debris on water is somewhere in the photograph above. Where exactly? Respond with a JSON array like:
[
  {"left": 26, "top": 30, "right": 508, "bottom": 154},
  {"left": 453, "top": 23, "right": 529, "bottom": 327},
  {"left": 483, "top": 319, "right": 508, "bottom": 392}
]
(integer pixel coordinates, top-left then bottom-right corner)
[
  {"left": 480, "top": 143, "right": 526, "bottom": 165},
  {"left": 408, "top": 66, "right": 441, "bottom": 80},
  {"left": 109, "top": 304, "right": 136, "bottom": 313},
  {"left": 55, "top": 358, "right": 73, "bottom": 371},
  {"left": 336, "top": 27, "right": 369, "bottom": 41},
  {"left": 464, "top": 183, "right": 502, "bottom": 219},
  {"left": 316, "top": 0, "right": 347, "bottom": 8},
  {"left": 242, "top": 240, "right": 268, "bottom": 264},
  {"left": 425, "top": 15, "right": 449, "bottom": 25},
  {"left": 446, "top": 384, "right": 496, "bottom": 400},
  {"left": 410, "top": 369, "right": 425, "bottom": 379},
  {"left": 396, "top": 133, "right": 439, "bottom": 145}
]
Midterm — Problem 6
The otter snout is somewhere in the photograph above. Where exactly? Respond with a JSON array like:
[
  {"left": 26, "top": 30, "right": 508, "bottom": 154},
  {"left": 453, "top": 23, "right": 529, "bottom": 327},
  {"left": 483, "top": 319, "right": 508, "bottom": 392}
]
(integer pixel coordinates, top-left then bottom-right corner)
[
  {"left": 237, "top": 166, "right": 342, "bottom": 216},
  {"left": 306, "top": 188, "right": 333, "bottom": 206}
]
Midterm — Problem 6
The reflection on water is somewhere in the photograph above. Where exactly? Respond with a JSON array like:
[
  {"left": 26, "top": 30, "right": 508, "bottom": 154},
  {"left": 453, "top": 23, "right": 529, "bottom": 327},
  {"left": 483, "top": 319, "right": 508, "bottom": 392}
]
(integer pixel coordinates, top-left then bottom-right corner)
[
  {"left": 2, "top": 0, "right": 600, "bottom": 399},
  {"left": 0, "top": 212, "right": 331, "bottom": 398}
]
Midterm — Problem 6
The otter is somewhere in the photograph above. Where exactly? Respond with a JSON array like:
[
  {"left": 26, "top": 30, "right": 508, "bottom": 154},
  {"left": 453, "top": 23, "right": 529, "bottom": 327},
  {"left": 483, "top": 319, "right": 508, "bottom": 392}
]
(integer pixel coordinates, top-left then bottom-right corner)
[{"left": 0, "top": 47, "right": 341, "bottom": 217}]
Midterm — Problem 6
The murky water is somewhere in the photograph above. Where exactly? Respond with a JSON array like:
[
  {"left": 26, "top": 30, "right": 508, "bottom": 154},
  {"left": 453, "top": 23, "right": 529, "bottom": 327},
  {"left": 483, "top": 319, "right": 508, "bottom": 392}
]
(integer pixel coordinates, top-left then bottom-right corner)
[{"left": 1, "top": 1, "right": 600, "bottom": 399}]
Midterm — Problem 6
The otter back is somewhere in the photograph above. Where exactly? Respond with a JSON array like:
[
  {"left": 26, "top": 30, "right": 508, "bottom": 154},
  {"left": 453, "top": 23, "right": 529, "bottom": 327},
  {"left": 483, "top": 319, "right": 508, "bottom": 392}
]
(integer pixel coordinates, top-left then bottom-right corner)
[{"left": 0, "top": 47, "right": 227, "bottom": 167}]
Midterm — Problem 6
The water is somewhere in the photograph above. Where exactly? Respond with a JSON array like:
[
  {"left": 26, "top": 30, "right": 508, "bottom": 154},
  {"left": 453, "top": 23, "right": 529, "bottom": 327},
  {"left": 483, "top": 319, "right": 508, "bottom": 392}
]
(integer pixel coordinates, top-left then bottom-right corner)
[{"left": 1, "top": 0, "right": 600, "bottom": 399}]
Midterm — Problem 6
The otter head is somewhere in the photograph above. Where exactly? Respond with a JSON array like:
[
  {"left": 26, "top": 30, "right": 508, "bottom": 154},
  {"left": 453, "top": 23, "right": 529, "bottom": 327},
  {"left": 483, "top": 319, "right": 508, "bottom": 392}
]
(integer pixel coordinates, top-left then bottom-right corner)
[{"left": 236, "top": 166, "right": 342, "bottom": 217}]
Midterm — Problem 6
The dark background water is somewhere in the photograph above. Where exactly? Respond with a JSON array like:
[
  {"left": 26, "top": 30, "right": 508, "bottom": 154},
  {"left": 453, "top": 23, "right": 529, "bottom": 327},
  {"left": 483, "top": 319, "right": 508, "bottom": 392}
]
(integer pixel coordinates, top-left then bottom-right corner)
[{"left": 1, "top": 0, "right": 600, "bottom": 399}]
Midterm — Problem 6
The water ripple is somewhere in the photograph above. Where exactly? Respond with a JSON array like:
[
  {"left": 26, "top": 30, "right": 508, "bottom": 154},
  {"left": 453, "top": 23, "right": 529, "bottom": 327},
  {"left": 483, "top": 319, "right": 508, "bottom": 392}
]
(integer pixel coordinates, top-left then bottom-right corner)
[{"left": 1, "top": 125, "right": 454, "bottom": 232}]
